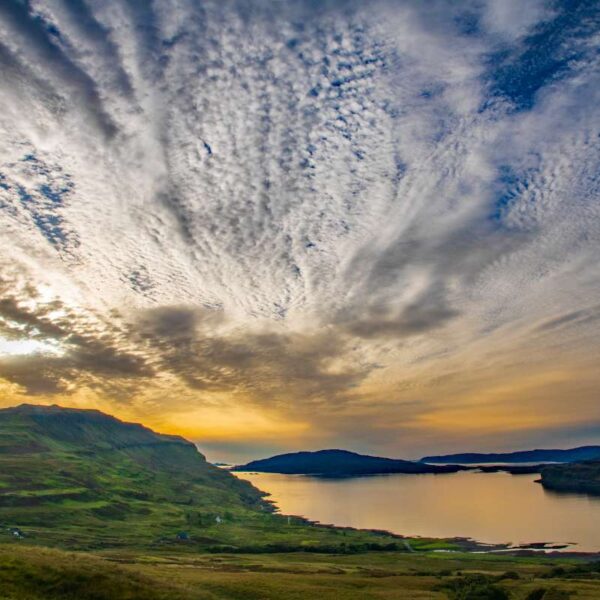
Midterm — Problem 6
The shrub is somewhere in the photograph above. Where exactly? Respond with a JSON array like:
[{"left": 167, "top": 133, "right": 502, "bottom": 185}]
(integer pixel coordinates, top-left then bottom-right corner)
[
  {"left": 525, "top": 590, "right": 547, "bottom": 600},
  {"left": 439, "top": 574, "right": 509, "bottom": 600},
  {"left": 525, "top": 589, "right": 570, "bottom": 600}
]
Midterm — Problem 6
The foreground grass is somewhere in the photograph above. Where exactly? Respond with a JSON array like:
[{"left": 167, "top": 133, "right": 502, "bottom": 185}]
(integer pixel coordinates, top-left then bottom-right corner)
[{"left": 0, "top": 544, "right": 599, "bottom": 599}]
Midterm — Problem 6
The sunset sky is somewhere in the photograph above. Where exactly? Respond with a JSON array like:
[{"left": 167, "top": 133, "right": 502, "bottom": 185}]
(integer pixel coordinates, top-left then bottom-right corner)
[{"left": 0, "top": 0, "right": 599, "bottom": 462}]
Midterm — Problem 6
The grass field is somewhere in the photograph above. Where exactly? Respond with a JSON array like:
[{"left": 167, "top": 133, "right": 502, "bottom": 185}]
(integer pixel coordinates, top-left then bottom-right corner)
[{"left": 1, "top": 544, "right": 600, "bottom": 599}]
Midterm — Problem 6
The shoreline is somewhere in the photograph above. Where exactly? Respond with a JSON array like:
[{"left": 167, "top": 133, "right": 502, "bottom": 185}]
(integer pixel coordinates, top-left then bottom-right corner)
[{"left": 237, "top": 471, "right": 600, "bottom": 557}]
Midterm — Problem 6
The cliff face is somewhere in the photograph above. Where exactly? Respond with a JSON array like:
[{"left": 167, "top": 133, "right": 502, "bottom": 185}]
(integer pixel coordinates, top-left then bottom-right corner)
[{"left": 539, "top": 460, "right": 600, "bottom": 495}]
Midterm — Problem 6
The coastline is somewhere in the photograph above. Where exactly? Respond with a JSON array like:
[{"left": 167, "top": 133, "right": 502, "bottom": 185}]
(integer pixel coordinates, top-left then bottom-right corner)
[{"left": 236, "top": 470, "right": 600, "bottom": 556}]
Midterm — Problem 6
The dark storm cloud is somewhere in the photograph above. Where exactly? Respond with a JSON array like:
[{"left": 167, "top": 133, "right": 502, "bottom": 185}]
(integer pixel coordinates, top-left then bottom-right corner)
[
  {"left": 339, "top": 294, "right": 459, "bottom": 340},
  {"left": 132, "top": 306, "right": 372, "bottom": 405},
  {"left": 136, "top": 305, "right": 208, "bottom": 341},
  {"left": 0, "top": 295, "right": 66, "bottom": 340},
  {"left": 0, "top": 288, "right": 152, "bottom": 394},
  {"left": 187, "top": 330, "right": 371, "bottom": 404},
  {"left": 0, "top": 296, "right": 372, "bottom": 403},
  {"left": 335, "top": 218, "right": 530, "bottom": 339}
]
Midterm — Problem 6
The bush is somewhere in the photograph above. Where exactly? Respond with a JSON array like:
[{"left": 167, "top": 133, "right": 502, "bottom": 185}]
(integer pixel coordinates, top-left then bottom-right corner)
[
  {"left": 525, "top": 590, "right": 546, "bottom": 600},
  {"left": 439, "top": 574, "right": 509, "bottom": 600},
  {"left": 525, "top": 589, "right": 570, "bottom": 600},
  {"left": 543, "top": 591, "right": 570, "bottom": 600},
  {"left": 542, "top": 561, "right": 600, "bottom": 579}
]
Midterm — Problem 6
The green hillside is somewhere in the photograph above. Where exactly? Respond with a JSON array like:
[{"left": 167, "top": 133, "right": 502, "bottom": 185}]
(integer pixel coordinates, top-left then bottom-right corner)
[{"left": 0, "top": 404, "right": 401, "bottom": 552}]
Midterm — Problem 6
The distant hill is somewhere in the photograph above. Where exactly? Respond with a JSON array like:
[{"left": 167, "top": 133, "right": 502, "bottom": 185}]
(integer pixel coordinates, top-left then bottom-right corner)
[
  {"left": 232, "top": 449, "right": 465, "bottom": 476},
  {"left": 421, "top": 446, "right": 600, "bottom": 464},
  {"left": 539, "top": 460, "right": 600, "bottom": 495},
  {"left": 0, "top": 404, "right": 400, "bottom": 552}
]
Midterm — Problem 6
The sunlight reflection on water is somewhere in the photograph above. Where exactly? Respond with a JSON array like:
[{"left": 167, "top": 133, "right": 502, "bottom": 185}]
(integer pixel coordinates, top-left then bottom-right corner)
[{"left": 237, "top": 471, "right": 600, "bottom": 552}]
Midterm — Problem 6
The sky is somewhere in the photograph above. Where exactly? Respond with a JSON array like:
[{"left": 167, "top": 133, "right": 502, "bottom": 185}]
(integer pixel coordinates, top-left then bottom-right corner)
[{"left": 0, "top": 0, "right": 599, "bottom": 463}]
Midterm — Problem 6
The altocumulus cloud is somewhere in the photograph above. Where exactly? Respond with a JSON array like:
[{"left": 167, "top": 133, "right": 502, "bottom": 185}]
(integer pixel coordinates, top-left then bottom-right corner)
[{"left": 0, "top": 0, "right": 599, "bottom": 458}]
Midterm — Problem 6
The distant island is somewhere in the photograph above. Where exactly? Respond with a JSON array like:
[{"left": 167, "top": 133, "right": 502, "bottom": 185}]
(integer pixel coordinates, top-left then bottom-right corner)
[
  {"left": 232, "top": 449, "right": 466, "bottom": 476},
  {"left": 540, "top": 460, "right": 600, "bottom": 495},
  {"left": 232, "top": 446, "right": 600, "bottom": 481},
  {"left": 421, "top": 446, "right": 600, "bottom": 464}
]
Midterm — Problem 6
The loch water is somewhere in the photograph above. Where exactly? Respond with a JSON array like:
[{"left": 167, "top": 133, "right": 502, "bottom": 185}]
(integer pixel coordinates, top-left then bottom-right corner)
[{"left": 237, "top": 470, "right": 600, "bottom": 552}]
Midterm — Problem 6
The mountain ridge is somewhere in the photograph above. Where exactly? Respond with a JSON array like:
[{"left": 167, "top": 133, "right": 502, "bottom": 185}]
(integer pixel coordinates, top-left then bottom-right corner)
[
  {"left": 232, "top": 448, "right": 465, "bottom": 476},
  {"left": 2, "top": 403, "right": 193, "bottom": 449},
  {"left": 421, "top": 446, "right": 600, "bottom": 464}
]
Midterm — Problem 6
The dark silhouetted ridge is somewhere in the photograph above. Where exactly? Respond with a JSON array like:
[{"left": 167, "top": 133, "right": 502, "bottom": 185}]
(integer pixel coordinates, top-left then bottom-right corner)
[
  {"left": 421, "top": 446, "right": 600, "bottom": 464},
  {"left": 233, "top": 449, "right": 465, "bottom": 476}
]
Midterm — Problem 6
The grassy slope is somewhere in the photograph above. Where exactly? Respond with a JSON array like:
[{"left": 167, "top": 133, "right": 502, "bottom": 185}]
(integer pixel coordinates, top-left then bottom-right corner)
[
  {"left": 1, "top": 544, "right": 599, "bottom": 599},
  {"left": 0, "top": 404, "right": 411, "bottom": 552}
]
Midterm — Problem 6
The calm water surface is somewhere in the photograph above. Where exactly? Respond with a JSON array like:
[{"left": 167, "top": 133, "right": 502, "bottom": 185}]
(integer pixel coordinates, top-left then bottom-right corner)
[{"left": 238, "top": 471, "right": 600, "bottom": 552}]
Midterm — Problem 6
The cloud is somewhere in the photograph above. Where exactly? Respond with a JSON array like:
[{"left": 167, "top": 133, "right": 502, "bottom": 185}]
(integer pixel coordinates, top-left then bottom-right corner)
[
  {"left": 0, "top": 0, "right": 598, "bottom": 458},
  {"left": 132, "top": 305, "right": 372, "bottom": 406},
  {"left": 0, "top": 0, "right": 118, "bottom": 138},
  {"left": 0, "top": 283, "right": 152, "bottom": 394}
]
